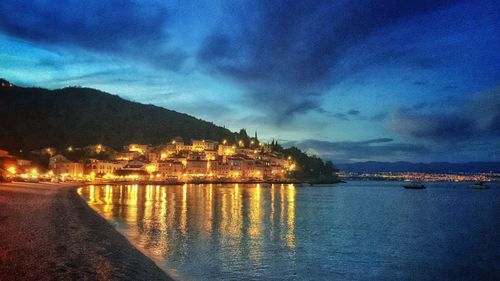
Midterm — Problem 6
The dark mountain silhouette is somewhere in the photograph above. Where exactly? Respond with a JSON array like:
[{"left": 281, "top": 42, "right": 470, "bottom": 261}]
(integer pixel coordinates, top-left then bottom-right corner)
[{"left": 0, "top": 80, "right": 237, "bottom": 151}]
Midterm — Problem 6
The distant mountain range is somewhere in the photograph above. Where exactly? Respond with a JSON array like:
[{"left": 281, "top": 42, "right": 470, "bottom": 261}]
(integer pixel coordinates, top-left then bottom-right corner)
[{"left": 337, "top": 161, "right": 500, "bottom": 173}]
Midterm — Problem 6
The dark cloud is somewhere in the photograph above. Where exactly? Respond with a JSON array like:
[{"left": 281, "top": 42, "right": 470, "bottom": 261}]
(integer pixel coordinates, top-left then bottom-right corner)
[
  {"left": 392, "top": 111, "right": 476, "bottom": 140},
  {"left": 198, "top": 0, "right": 463, "bottom": 122},
  {"left": 371, "top": 112, "right": 389, "bottom": 121},
  {"left": 330, "top": 109, "right": 363, "bottom": 121},
  {"left": 413, "top": 81, "right": 428, "bottom": 86},
  {"left": 0, "top": 0, "right": 186, "bottom": 71},
  {"left": 285, "top": 138, "right": 430, "bottom": 163},
  {"left": 390, "top": 87, "right": 500, "bottom": 142},
  {"left": 441, "top": 85, "right": 458, "bottom": 91},
  {"left": 333, "top": 113, "right": 349, "bottom": 121},
  {"left": 347, "top": 110, "right": 360, "bottom": 116},
  {"left": 412, "top": 102, "right": 429, "bottom": 110}
]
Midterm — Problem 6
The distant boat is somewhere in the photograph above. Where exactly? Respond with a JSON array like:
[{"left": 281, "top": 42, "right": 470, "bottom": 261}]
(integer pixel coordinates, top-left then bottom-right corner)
[
  {"left": 471, "top": 181, "right": 488, "bottom": 189},
  {"left": 403, "top": 181, "right": 425, "bottom": 189}
]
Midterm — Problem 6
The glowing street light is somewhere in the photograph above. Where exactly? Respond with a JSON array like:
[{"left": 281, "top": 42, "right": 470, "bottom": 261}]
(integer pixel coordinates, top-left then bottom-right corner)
[
  {"left": 145, "top": 164, "right": 157, "bottom": 174},
  {"left": 7, "top": 166, "right": 16, "bottom": 174},
  {"left": 96, "top": 144, "right": 103, "bottom": 153}
]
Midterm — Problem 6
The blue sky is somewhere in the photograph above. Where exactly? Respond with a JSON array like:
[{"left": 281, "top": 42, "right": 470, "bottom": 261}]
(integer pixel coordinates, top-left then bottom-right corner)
[{"left": 0, "top": 0, "right": 499, "bottom": 163}]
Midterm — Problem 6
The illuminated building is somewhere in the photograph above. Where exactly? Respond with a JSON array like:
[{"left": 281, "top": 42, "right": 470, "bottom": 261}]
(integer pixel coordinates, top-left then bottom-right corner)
[
  {"left": 87, "top": 159, "right": 124, "bottom": 175},
  {"left": 49, "top": 155, "right": 84, "bottom": 178}
]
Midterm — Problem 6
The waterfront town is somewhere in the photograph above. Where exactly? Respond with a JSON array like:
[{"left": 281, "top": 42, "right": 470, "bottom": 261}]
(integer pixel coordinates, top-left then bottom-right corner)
[
  {"left": 338, "top": 171, "right": 500, "bottom": 182},
  {"left": 1, "top": 139, "right": 497, "bottom": 183},
  {"left": 0, "top": 137, "right": 296, "bottom": 183}
]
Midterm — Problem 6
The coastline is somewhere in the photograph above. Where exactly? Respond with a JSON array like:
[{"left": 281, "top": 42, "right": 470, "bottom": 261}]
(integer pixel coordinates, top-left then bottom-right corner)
[
  {"left": 0, "top": 182, "right": 173, "bottom": 281},
  {"left": 82, "top": 179, "right": 344, "bottom": 186}
]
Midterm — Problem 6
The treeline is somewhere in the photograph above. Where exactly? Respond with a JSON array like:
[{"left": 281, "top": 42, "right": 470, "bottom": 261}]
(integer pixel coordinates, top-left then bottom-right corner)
[
  {"left": 0, "top": 85, "right": 236, "bottom": 150},
  {"left": 269, "top": 141, "right": 339, "bottom": 182}
]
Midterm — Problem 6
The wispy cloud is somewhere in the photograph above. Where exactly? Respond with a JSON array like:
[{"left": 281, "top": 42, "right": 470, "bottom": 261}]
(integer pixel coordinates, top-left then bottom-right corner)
[
  {"left": 0, "top": 0, "right": 186, "bottom": 71},
  {"left": 389, "top": 86, "right": 500, "bottom": 142},
  {"left": 197, "top": 0, "right": 464, "bottom": 123},
  {"left": 284, "top": 138, "right": 430, "bottom": 163}
]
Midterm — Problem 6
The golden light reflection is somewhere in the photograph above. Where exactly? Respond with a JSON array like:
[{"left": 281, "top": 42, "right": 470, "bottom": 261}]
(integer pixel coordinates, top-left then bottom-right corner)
[
  {"left": 230, "top": 184, "right": 242, "bottom": 239},
  {"left": 180, "top": 184, "right": 188, "bottom": 235},
  {"left": 248, "top": 184, "right": 263, "bottom": 263},
  {"left": 220, "top": 185, "right": 229, "bottom": 235},
  {"left": 249, "top": 185, "right": 261, "bottom": 237},
  {"left": 286, "top": 184, "right": 296, "bottom": 249},
  {"left": 203, "top": 184, "right": 213, "bottom": 233},
  {"left": 166, "top": 185, "right": 176, "bottom": 237},
  {"left": 79, "top": 183, "right": 297, "bottom": 271},
  {"left": 126, "top": 185, "right": 138, "bottom": 223},
  {"left": 144, "top": 185, "right": 154, "bottom": 229},
  {"left": 102, "top": 185, "right": 113, "bottom": 219},
  {"left": 88, "top": 185, "right": 95, "bottom": 203},
  {"left": 280, "top": 184, "right": 285, "bottom": 225},
  {"left": 270, "top": 184, "right": 275, "bottom": 225}
]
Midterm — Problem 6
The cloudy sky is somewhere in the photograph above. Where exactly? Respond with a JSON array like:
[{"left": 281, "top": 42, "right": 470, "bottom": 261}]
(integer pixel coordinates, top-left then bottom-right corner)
[{"left": 1, "top": 0, "right": 499, "bottom": 163}]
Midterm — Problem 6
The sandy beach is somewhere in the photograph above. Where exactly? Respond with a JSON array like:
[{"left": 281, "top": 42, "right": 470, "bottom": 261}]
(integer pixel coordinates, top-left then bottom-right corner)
[{"left": 0, "top": 182, "right": 172, "bottom": 281}]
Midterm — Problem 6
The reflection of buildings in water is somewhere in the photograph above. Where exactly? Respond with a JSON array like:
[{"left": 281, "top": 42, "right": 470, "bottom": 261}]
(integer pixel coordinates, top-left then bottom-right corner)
[
  {"left": 126, "top": 185, "right": 138, "bottom": 224},
  {"left": 158, "top": 186, "right": 170, "bottom": 258},
  {"left": 179, "top": 184, "right": 188, "bottom": 235},
  {"left": 143, "top": 185, "right": 154, "bottom": 237},
  {"left": 203, "top": 184, "right": 213, "bottom": 233},
  {"left": 89, "top": 185, "right": 95, "bottom": 204},
  {"left": 273, "top": 184, "right": 296, "bottom": 249},
  {"left": 270, "top": 184, "right": 275, "bottom": 225},
  {"left": 280, "top": 184, "right": 285, "bottom": 225},
  {"left": 286, "top": 184, "right": 296, "bottom": 249},
  {"left": 143, "top": 185, "right": 167, "bottom": 258},
  {"left": 249, "top": 184, "right": 261, "bottom": 237},
  {"left": 101, "top": 185, "right": 113, "bottom": 220},
  {"left": 118, "top": 185, "right": 124, "bottom": 212},
  {"left": 247, "top": 184, "right": 263, "bottom": 264},
  {"left": 219, "top": 184, "right": 250, "bottom": 243},
  {"left": 229, "top": 184, "right": 242, "bottom": 239},
  {"left": 220, "top": 184, "right": 229, "bottom": 237},
  {"left": 155, "top": 185, "right": 161, "bottom": 202},
  {"left": 80, "top": 183, "right": 296, "bottom": 270}
]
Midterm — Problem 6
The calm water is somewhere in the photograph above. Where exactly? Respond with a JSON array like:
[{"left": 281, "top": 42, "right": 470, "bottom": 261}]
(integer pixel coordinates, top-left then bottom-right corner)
[{"left": 78, "top": 181, "right": 500, "bottom": 280}]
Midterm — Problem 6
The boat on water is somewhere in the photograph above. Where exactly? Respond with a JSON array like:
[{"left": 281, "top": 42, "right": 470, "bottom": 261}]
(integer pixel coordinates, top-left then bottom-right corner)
[
  {"left": 471, "top": 181, "right": 488, "bottom": 189},
  {"left": 403, "top": 181, "right": 425, "bottom": 189}
]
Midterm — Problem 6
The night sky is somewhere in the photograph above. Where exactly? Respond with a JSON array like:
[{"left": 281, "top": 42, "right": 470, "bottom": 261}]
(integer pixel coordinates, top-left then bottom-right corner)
[{"left": 0, "top": 1, "right": 499, "bottom": 163}]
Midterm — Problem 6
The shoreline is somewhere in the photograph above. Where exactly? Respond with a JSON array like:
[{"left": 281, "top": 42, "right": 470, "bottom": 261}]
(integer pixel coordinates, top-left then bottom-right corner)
[
  {"left": 0, "top": 182, "right": 173, "bottom": 281},
  {"left": 63, "top": 179, "right": 344, "bottom": 186}
]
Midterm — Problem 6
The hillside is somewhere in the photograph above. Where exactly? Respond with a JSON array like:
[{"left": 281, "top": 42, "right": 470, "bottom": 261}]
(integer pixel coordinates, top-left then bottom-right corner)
[
  {"left": 0, "top": 81, "right": 236, "bottom": 151},
  {"left": 0, "top": 79, "right": 339, "bottom": 182}
]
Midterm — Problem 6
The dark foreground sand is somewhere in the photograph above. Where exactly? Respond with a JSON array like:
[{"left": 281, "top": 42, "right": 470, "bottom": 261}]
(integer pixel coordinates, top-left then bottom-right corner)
[{"left": 0, "top": 182, "right": 173, "bottom": 281}]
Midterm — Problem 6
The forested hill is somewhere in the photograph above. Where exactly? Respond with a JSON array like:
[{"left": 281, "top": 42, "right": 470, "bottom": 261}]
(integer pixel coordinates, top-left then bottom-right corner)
[
  {"left": 0, "top": 79, "right": 339, "bottom": 182},
  {"left": 0, "top": 80, "right": 236, "bottom": 150}
]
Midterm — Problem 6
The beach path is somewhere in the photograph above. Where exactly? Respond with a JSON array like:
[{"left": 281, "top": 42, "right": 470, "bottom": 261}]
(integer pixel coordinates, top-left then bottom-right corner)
[{"left": 0, "top": 182, "right": 172, "bottom": 281}]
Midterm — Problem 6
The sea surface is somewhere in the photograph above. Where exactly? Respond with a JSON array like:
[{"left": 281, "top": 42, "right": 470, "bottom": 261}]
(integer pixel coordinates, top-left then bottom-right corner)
[{"left": 78, "top": 181, "right": 500, "bottom": 280}]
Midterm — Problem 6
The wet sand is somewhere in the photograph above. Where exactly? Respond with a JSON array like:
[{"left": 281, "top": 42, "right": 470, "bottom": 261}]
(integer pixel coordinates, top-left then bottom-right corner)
[{"left": 0, "top": 182, "right": 172, "bottom": 281}]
